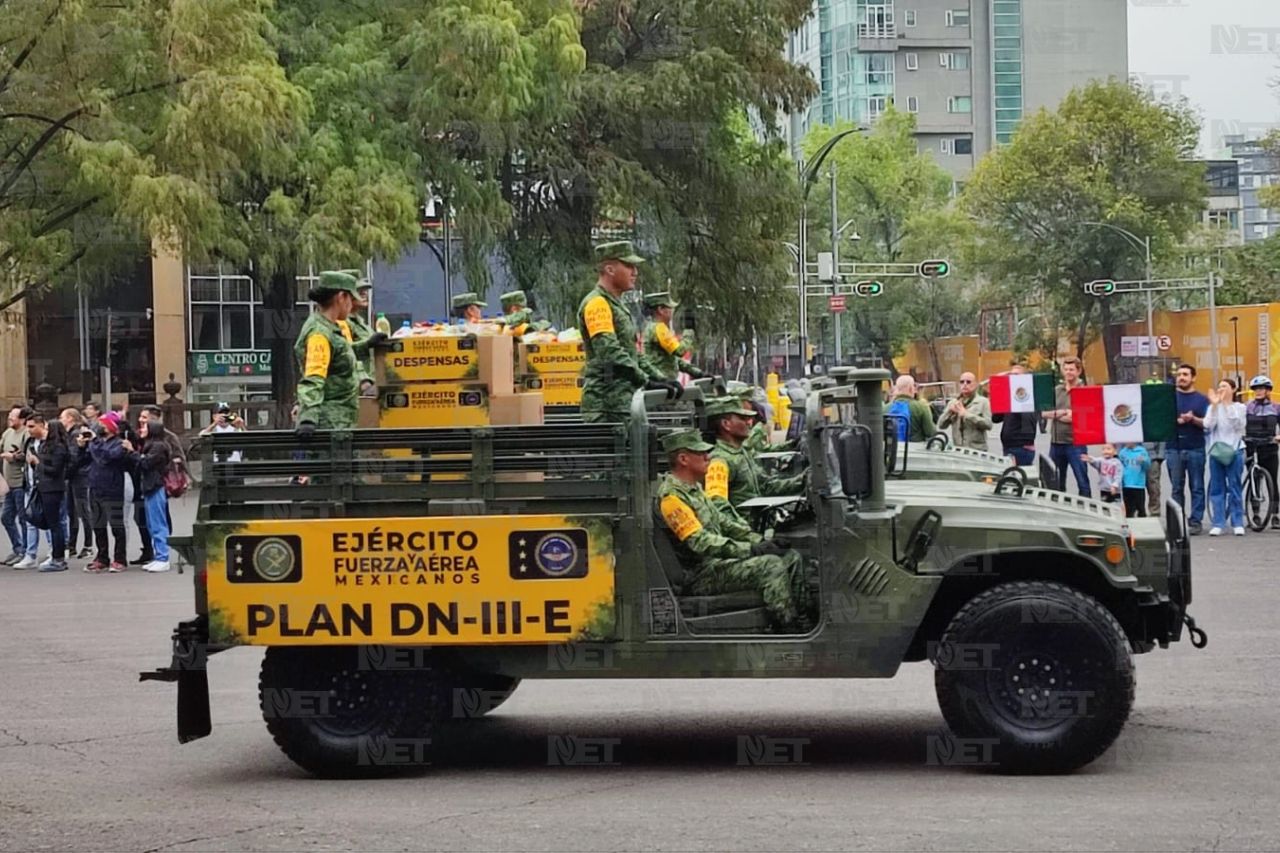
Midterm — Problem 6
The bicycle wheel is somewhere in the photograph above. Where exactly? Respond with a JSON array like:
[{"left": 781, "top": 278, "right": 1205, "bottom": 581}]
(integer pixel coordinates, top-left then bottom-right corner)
[{"left": 1247, "top": 463, "right": 1274, "bottom": 532}]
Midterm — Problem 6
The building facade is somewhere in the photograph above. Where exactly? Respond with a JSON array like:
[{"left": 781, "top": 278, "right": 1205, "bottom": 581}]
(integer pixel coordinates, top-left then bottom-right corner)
[
  {"left": 782, "top": 0, "right": 1129, "bottom": 187},
  {"left": 1225, "top": 135, "right": 1280, "bottom": 243},
  {"left": 1200, "top": 160, "right": 1245, "bottom": 245}
]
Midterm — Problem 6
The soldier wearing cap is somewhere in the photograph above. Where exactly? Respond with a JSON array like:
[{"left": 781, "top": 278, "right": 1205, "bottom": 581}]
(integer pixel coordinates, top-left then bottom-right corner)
[
  {"left": 339, "top": 270, "right": 387, "bottom": 395},
  {"left": 452, "top": 292, "right": 487, "bottom": 323},
  {"left": 705, "top": 396, "right": 806, "bottom": 508},
  {"left": 642, "top": 290, "right": 704, "bottom": 380},
  {"left": 293, "top": 271, "right": 363, "bottom": 438},
  {"left": 500, "top": 290, "right": 549, "bottom": 337},
  {"left": 655, "top": 428, "right": 803, "bottom": 629},
  {"left": 577, "top": 241, "right": 679, "bottom": 423}
]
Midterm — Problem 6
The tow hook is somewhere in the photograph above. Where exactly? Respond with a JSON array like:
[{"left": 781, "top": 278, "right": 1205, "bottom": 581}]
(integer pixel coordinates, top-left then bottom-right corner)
[{"left": 1184, "top": 613, "right": 1208, "bottom": 649}]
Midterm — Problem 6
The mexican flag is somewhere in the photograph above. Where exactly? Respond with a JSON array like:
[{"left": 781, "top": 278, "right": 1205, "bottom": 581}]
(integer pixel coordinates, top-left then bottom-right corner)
[
  {"left": 1070, "top": 384, "right": 1177, "bottom": 444},
  {"left": 988, "top": 372, "right": 1055, "bottom": 414}
]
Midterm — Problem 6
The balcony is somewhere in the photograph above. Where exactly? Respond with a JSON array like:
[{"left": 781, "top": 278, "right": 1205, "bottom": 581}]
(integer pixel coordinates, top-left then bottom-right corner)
[{"left": 857, "top": 21, "right": 897, "bottom": 50}]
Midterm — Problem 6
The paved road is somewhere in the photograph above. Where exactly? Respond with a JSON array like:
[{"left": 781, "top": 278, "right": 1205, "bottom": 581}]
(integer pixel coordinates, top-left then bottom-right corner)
[{"left": 1, "top": 494, "right": 1277, "bottom": 852}]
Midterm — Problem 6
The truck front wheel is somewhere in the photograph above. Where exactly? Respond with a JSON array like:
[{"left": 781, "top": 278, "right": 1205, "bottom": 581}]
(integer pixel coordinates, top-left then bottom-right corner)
[
  {"left": 933, "top": 581, "right": 1134, "bottom": 774},
  {"left": 259, "top": 646, "right": 443, "bottom": 778}
]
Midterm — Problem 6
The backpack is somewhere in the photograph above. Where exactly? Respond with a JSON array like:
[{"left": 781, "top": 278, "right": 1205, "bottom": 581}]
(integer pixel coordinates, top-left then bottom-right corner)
[{"left": 886, "top": 399, "right": 911, "bottom": 443}]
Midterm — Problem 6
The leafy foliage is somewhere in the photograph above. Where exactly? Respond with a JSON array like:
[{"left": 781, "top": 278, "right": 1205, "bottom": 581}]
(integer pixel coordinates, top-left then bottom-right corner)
[
  {"left": 963, "top": 80, "right": 1205, "bottom": 367},
  {"left": 801, "top": 111, "right": 971, "bottom": 373}
]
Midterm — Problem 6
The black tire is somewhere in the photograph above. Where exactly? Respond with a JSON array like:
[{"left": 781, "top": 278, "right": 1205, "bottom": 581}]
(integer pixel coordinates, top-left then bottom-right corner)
[
  {"left": 933, "top": 581, "right": 1134, "bottom": 774},
  {"left": 1246, "top": 463, "right": 1275, "bottom": 532},
  {"left": 259, "top": 646, "right": 445, "bottom": 778},
  {"left": 443, "top": 673, "right": 522, "bottom": 722}
]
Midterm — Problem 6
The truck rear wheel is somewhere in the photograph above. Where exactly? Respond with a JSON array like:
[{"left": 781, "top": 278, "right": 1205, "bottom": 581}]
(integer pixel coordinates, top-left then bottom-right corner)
[
  {"left": 259, "top": 646, "right": 444, "bottom": 778},
  {"left": 933, "top": 581, "right": 1134, "bottom": 774}
]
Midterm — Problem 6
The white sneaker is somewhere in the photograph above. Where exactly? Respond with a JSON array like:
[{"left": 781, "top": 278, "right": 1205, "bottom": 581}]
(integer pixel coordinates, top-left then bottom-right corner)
[
  {"left": 1208, "top": 527, "right": 1223, "bottom": 537},
  {"left": 1233, "top": 527, "right": 1246, "bottom": 536},
  {"left": 12, "top": 555, "right": 37, "bottom": 569},
  {"left": 142, "top": 560, "right": 171, "bottom": 573},
  {"left": 38, "top": 555, "right": 55, "bottom": 569}
]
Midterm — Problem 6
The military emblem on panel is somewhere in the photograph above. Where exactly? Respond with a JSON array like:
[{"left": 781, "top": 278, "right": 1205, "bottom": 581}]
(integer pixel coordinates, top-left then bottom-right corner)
[
  {"left": 508, "top": 529, "right": 589, "bottom": 579},
  {"left": 227, "top": 535, "right": 303, "bottom": 584}
]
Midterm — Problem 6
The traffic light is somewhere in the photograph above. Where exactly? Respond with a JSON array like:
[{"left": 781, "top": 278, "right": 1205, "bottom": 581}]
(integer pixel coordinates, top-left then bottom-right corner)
[
  {"left": 854, "top": 280, "right": 883, "bottom": 297},
  {"left": 918, "top": 259, "right": 950, "bottom": 278},
  {"left": 1086, "top": 279, "right": 1117, "bottom": 297}
]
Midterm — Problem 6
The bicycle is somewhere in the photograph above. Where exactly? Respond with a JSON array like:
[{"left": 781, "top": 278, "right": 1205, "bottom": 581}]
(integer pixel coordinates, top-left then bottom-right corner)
[{"left": 1243, "top": 440, "right": 1277, "bottom": 533}]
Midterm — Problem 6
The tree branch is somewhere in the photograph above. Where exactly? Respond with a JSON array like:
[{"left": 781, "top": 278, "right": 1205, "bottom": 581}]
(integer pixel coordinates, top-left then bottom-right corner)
[{"left": 0, "top": 245, "right": 87, "bottom": 313}]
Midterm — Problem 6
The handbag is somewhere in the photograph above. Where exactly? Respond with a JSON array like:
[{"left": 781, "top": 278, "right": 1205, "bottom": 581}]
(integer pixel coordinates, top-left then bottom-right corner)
[
  {"left": 1208, "top": 441, "right": 1238, "bottom": 467},
  {"left": 23, "top": 488, "right": 49, "bottom": 530}
]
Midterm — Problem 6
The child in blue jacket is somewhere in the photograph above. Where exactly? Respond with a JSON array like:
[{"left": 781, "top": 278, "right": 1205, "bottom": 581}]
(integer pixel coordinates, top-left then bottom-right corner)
[{"left": 1118, "top": 443, "right": 1151, "bottom": 517}]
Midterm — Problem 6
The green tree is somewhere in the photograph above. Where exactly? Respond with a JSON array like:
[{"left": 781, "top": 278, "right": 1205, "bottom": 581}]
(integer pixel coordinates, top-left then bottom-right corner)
[
  {"left": 1, "top": 0, "right": 303, "bottom": 310},
  {"left": 963, "top": 79, "right": 1205, "bottom": 371},
  {"left": 489, "top": 0, "right": 817, "bottom": 346},
  {"left": 801, "top": 111, "right": 966, "bottom": 375}
]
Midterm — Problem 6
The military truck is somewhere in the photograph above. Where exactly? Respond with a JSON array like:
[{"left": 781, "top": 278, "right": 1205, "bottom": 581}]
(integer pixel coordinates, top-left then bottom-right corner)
[{"left": 143, "top": 369, "right": 1204, "bottom": 777}]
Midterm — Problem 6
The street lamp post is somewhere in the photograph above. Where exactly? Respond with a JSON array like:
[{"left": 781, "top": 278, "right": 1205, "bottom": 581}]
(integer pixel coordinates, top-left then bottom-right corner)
[{"left": 1082, "top": 221, "right": 1154, "bottom": 375}]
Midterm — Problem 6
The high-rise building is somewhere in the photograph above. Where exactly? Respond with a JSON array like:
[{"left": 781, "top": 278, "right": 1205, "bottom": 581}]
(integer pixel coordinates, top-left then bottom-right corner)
[
  {"left": 782, "top": 0, "right": 1128, "bottom": 187},
  {"left": 1224, "top": 135, "right": 1280, "bottom": 243}
]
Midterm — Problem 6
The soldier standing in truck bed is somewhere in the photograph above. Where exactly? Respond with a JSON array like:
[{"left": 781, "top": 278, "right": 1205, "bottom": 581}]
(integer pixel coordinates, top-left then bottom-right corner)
[
  {"left": 293, "top": 271, "right": 363, "bottom": 438},
  {"left": 576, "top": 241, "right": 680, "bottom": 423},
  {"left": 642, "top": 291, "right": 704, "bottom": 381}
]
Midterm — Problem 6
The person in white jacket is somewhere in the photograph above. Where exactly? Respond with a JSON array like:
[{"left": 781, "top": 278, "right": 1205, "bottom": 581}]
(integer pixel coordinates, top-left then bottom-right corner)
[{"left": 1205, "top": 378, "right": 1247, "bottom": 536}]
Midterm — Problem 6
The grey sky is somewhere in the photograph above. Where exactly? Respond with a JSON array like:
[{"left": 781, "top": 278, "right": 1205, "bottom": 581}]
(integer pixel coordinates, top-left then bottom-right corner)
[{"left": 1128, "top": 0, "right": 1278, "bottom": 154}]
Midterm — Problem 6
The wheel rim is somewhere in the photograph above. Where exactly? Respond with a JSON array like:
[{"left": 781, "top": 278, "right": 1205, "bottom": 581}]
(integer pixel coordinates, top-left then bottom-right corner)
[
  {"left": 311, "top": 666, "right": 396, "bottom": 738},
  {"left": 982, "top": 628, "right": 1109, "bottom": 736}
]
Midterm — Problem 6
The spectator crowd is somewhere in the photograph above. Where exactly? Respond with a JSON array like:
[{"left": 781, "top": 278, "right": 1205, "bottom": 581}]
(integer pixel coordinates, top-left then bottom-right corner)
[
  {"left": 0, "top": 402, "right": 205, "bottom": 573},
  {"left": 889, "top": 360, "right": 1280, "bottom": 535}
]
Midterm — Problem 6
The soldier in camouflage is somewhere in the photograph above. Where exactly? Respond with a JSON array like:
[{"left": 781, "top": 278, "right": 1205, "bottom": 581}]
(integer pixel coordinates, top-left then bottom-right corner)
[
  {"left": 705, "top": 397, "right": 806, "bottom": 508},
  {"left": 654, "top": 428, "right": 803, "bottom": 629},
  {"left": 339, "top": 270, "right": 386, "bottom": 395},
  {"left": 452, "top": 292, "right": 487, "bottom": 323},
  {"left": 500, "top": 290, "right": 550, "bottom": 337},
  {"left": 293, "top": 271, "right": 364, "bottom": 438},
  {"left": 577, "top": 241, "right": 680, "bottom": 423},
  {"left": 642, "top": 291, "right": 704, "bottom": 380}
]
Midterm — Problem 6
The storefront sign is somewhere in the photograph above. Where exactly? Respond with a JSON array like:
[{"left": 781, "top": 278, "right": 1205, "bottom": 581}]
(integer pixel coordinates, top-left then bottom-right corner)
[{"left": 191, "top": 351, "right": 273, "bottom": 377}]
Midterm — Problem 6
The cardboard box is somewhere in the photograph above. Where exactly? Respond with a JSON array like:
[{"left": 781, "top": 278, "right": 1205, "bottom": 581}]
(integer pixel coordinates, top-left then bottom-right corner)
[
  {"left": 377, "top": 383, "right": 489, "bottom": 429},
  {"left": 358, "top": 397, "right": 380, "bottom": 429},
  {"left": 519, "top": 373, "right": 584, "bottom": 407},
  {"left": 488, "top": 391, "right": 544, "bottom": 426},
  {"left": 476, "top": 333, "right": 514, "bottom": 396},
  {"left": 517, "top": 341, "right": 586, "bottom": 375},
  {"left": 376, "top": 335, "right": 480, "bottom": 384}
]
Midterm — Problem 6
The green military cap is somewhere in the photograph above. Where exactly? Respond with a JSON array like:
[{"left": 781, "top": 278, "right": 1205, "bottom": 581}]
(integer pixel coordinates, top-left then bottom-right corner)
[
  {"left": 705, "top": 396, "right": 756, "bottom": 419},
  {"left": 661, "top": 428, "right": 714, "bottom": 454},
  {"left": 643, "top": 291, "right": 678, "bottom": 309},
  {"left": 594, "top": 240, "right": 646, "bottom": 265},
  {"left": 339, "top": 269, "right": 373, "bottom": 291},
  {"left": 451, "top": 292, "right": 487, "bottom": 310},
  {"left": 500, "top": 290, "right": 528, "bottom": 308},
  {"left": 316, "top": 270, "right": 360, "bottom": 295}
]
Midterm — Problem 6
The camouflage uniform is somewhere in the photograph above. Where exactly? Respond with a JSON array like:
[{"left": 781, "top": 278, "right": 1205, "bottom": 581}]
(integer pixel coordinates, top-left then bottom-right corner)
[
  {"left": 500, "top": 290, "right": 550, "bottom": 337},
  {"left": 744, "top": 423, "right": 794, "bottom": 454},
  {"left": 641, "top": 291, "right": 704, "bottom": 380},
  {"left": 654, "top": 431, "right": 800, "bottom": 626},
  {"left": 339, "top": 269, "right": 377, "bottom": 385},
  {"left": 294, "top": 271, "right": 361, "bottom": 429},
  {"left": 705, "top": 398, "right": 805, "bottom": 508},
  {"left": 577, "top": 242, "right": 665, "bottom": 423}
]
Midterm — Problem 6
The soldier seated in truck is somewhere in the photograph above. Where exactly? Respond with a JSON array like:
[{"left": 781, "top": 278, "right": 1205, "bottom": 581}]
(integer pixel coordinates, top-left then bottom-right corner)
[
  {"left": 705, "top": 396, "right": 807, "bottom": 509},
  {"left": 654, "top": 427, "right": 805, "bottom": 630}
]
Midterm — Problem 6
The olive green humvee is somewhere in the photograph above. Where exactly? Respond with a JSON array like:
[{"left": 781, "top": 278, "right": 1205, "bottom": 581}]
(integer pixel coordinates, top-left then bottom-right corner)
[{"left": 143, "top": 370, "right": 1203, "bottom": 777}]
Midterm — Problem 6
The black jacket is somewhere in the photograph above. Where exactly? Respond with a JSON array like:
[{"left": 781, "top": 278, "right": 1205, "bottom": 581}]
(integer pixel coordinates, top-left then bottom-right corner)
[
  {"left": 30, "top": 438, "right": 68, "bottom": 494},
  {"left": 132, "top": 424, "right": 173, "bottom": 495},
  {"left": 995, "top": 411, "right": 1039, "bottom": 451}
]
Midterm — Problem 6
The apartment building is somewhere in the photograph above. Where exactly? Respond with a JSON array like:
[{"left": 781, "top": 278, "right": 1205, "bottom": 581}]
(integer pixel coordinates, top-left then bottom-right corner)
[{"left": 783, "top": 0, "right": 1129, "bottom": 187}]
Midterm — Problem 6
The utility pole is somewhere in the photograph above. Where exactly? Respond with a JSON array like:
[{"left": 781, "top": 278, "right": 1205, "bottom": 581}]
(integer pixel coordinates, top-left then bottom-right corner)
[{"left": 830, "top": 162, "right": 842, "bottom": 366}]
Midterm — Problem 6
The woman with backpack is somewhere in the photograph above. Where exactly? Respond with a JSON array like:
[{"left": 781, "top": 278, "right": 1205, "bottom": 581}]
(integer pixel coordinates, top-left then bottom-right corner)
[{"left": 124, "top": 416, "right": 172, "bottom": 573}]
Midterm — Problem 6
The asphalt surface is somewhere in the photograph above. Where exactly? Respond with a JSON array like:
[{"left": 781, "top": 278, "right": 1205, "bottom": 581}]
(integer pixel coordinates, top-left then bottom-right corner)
[{"left": 1, "top": 486, "right": 1277, "bottom": 853}]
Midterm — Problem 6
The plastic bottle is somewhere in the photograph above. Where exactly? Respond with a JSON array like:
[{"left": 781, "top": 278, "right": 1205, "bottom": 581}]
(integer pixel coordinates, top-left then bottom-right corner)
[{"left": 375, "top": 313, "right": 391, "bottom": 335}]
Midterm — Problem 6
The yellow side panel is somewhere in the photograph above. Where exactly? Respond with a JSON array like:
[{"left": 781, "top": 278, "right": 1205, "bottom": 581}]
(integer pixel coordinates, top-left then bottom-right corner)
[{"left": 205, "top": 515, "right": 615, "bottom": 646}]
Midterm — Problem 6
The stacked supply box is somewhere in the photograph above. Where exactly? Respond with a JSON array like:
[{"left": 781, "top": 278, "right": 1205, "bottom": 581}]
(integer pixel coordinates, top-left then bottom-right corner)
[
  {"left": 366, "top": 334, "right": 544, "bottom": 429},
  {"left": 516, "top": 341, "right": 586, "bottom": 408}
]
